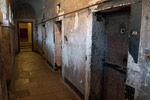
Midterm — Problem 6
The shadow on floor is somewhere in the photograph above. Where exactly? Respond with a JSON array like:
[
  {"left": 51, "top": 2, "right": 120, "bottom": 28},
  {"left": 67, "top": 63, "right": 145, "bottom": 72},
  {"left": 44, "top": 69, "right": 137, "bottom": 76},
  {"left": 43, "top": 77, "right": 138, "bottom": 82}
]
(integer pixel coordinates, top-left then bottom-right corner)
[{"left": 10, "top": 52, "right": 81, "bottom": 100}]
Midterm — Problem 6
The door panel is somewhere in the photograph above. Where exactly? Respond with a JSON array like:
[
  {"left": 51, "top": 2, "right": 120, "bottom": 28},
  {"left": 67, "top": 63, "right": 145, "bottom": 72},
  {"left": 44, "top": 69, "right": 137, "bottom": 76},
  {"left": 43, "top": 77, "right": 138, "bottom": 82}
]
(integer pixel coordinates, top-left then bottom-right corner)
[
  {"left": 55, "top": 22, "right": 62, "bottom": 68},
  {"left": 42, "top": 26, "right": 46, "bottom": 58},
  {"left": 103, "top": 12, "right": 130, "bottom": 100},
  {"left": 105, "top": 13, "right": 129, "bottom": 68},
  {"left": 103, "top": 66, "right": 126, "bottom": 100}
]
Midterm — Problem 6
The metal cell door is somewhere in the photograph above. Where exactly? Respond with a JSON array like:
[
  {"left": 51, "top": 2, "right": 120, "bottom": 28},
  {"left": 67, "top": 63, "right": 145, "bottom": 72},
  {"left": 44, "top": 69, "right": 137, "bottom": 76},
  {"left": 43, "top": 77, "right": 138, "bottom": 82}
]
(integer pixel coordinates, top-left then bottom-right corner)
[
  {"left": 42, "top": 26, "right": 46, "bottom": 58},
  {"left": 103, "top": 12, "right": 130, "bottom": 100}
]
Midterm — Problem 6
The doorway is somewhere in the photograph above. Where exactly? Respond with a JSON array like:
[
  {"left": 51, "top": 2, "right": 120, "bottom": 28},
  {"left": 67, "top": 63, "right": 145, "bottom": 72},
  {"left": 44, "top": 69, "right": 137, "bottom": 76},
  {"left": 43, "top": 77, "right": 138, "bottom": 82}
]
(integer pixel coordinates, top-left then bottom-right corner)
[
  {"left": 54, "top": 21, "right": 62, "bottom": 70},
  {"left": 42, "top": 24, "right": 46, "bottom": 58},
  {"left": 18, "top": 22, "right": 33, "bottom": 52},
  {"left": 102, "top": 11, "right": 129, "bottom": 100},
  {"left": 90, "top": 10, "right": 130, "bottom": 100}
]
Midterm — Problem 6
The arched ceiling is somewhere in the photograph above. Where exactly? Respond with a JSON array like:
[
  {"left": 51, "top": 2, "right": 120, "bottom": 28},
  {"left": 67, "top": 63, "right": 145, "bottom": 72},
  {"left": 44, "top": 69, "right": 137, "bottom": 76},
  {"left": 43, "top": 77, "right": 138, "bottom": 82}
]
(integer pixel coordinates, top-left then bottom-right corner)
[{"left": 11, "top": 0, "right": 46, "bottom": 16}]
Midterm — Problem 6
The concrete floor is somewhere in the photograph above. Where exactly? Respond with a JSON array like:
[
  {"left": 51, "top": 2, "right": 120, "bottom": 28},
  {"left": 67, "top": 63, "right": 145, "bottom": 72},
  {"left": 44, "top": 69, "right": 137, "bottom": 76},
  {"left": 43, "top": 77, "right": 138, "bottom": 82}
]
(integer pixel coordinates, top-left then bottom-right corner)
[
  {"left": 20, "top": 42, "right": 32, "bottom": 52},
  {"left": 11, "top": 52, "right": 81, "bottom": 100}
]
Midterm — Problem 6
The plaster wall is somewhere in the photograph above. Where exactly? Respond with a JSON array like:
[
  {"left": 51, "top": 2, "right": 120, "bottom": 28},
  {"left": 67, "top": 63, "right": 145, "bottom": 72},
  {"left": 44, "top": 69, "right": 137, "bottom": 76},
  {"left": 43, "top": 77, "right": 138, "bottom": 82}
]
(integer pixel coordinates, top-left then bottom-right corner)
[
  {"left": 126, "top": 0, "right": 150, "bottom": 99},
  {"left": 62, "top": 11, "right": 92, "bottom": 96}
]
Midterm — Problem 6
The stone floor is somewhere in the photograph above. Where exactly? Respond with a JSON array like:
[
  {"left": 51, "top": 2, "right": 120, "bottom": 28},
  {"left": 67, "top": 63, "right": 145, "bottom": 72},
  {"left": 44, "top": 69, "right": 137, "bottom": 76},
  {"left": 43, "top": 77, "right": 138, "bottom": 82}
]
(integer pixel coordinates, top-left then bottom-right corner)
[
  {"left": 10, "top": 52, "right": 81, "bottom": 100},
  {"left": 20, "top": 42, "right": 32, "bottom": 52}
]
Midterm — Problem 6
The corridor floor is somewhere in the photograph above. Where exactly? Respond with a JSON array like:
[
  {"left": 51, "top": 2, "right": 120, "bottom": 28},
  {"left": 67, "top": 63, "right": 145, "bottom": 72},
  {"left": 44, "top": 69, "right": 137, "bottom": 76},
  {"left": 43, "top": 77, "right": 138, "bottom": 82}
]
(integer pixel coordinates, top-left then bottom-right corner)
[{"left": 11, "top": 52, "right": 81, "bottom": 100}]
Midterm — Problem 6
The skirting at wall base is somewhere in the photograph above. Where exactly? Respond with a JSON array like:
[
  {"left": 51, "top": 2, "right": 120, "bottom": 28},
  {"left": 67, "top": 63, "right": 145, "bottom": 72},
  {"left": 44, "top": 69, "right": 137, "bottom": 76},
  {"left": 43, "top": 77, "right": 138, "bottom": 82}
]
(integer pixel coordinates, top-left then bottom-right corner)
[
  {"left": 64, "top": 78, "right": 84, "bottom": 100},
  {"left": 47, "top": 60, "right": 53, "bottom": 69}
]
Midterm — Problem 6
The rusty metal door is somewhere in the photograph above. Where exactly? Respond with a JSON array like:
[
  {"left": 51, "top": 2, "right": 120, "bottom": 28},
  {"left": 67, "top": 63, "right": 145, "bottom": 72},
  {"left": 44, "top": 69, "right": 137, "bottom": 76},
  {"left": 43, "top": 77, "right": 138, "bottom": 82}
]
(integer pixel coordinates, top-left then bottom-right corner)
[
  {"left": 42, "top": 26, "right": 46, "bottom": 58},
  {"left": 103, "top": 12, "right": 130, "bottom": 100}
]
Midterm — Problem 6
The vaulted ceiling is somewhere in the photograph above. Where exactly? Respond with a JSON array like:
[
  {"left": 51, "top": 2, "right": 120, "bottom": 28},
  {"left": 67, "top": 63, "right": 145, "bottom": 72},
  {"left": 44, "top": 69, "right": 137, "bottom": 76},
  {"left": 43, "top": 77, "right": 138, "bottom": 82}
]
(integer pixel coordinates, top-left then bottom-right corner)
[{"left": 11, "top": 0, "right": 46, "bottom": 15}]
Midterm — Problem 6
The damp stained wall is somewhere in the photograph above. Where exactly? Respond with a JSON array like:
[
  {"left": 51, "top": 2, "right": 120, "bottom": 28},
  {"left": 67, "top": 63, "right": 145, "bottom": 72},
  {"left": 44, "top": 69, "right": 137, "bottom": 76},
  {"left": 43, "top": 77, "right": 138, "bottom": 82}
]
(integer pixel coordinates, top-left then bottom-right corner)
[
  {"left": 12, "top": 0, "right": 150, "bottom": 100},
  {"left": 62, "top": 11, "right": 92, "bottom": 97},
  {"left": 126, "top": 0, "right": 150, "bottom": 99}
]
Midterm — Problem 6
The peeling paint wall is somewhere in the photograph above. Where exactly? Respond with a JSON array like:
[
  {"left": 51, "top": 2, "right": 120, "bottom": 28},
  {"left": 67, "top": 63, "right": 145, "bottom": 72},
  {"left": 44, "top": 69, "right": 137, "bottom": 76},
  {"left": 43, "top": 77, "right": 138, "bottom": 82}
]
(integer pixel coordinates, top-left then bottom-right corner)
[
  {"left": 33, "top": 0, "right": 94, "bottom": 99},
  {"left": 62, "top": 11, "right": 93, "bottom": 98},
  {"left": 33, "top": 0, "right": 146, "bottom": 99},
  {"left": 126, "top": 0, "right": 150, "bottom": 99}
]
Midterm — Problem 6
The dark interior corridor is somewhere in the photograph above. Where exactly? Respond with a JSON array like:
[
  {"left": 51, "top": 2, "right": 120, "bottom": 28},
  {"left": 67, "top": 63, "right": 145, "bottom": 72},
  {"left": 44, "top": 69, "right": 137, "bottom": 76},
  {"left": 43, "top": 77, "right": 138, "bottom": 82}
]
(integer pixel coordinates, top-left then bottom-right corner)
[
  {"left": 18, "top": 22, "right": 33, "bottom": 52},
  {"left": 10, "top": 52, "right": 80, "bottom": 100},
  {"left": 0, "top": 0, "right": 150, "bottom": 100}
]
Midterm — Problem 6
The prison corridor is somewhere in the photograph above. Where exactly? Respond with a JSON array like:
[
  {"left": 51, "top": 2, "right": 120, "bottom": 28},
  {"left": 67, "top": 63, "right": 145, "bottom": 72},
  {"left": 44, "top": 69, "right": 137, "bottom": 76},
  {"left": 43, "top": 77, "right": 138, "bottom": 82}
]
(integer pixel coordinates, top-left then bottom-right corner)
[{"left": 10, "top": 52, "right": 81, "bottom": 100}]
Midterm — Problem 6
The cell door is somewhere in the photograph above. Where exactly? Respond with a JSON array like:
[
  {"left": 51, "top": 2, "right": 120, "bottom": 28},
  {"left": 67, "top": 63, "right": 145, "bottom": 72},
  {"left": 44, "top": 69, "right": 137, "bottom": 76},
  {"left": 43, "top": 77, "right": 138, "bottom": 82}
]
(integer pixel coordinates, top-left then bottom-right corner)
[
  {"left": 42, "top": 25, "right": 46, "bottom": 58},
  {"left": 54, "top": 21, "right": 62, "bottom": 69},
  {"left": 103, "top": 12, "right": 130, "bottom": 100}
]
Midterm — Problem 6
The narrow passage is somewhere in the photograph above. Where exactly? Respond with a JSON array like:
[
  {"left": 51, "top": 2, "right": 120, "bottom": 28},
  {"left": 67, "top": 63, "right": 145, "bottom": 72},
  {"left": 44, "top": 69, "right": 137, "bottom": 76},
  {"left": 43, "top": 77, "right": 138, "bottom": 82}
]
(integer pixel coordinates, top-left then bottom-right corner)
[{"left": 11, "top": 52, "right": 81, "bottom": 100}]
